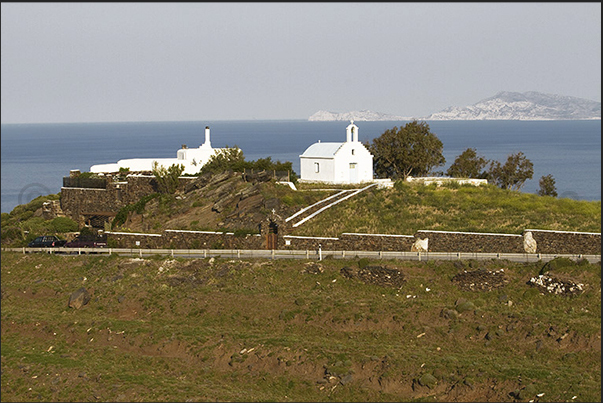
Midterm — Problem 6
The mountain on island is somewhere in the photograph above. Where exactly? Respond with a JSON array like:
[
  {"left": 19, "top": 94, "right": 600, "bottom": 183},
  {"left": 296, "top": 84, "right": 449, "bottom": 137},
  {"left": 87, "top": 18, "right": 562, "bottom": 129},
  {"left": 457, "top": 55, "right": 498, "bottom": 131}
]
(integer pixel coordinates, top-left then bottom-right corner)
[
  {"left": 308, "top": 92, "right": 601, "bottom": 121},
  {"left": 308, "top": 109, "right": 410, "bottom": 122},
  {"left": 425, "top": 91, "right": 601, "bottom": 120}
]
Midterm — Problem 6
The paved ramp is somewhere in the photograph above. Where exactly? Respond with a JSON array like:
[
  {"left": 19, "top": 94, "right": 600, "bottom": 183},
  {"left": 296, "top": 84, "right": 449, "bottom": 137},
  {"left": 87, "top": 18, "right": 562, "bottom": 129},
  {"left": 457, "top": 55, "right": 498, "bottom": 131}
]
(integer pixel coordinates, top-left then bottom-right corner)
[{"left": 286, "top": 183, "right": 377, "bottom": 228}]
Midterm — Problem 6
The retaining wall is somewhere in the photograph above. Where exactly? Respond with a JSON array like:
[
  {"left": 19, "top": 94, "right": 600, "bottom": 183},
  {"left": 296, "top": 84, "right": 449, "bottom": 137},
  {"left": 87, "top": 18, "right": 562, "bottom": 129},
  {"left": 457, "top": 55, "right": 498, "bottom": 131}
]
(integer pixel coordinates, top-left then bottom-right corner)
[
  {"left": 104, "top": 226, "right": 600, "bottom": 256},
  {"left": 283, "top": 233, "right": 415, "bottom": 252},
  {"left": 61, "top": 175, "right": 196, "bottom": 226},
  {"left": 415, "top": 230, "right": 525, "bottom": 253},
  {"left": 524, "top": 229, "right": 601, "bottom": 255}
]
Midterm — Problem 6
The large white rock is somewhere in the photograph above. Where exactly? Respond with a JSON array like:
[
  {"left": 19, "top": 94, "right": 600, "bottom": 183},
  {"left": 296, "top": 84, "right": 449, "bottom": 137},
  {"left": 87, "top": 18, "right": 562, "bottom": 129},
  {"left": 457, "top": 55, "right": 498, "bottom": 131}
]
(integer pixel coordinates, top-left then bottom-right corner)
[
  {"left": 411, "top": 237, "right": 429, "bottom": 252},
  {"left": 523, "top": 231, "right": 538, "bottom": 253}
]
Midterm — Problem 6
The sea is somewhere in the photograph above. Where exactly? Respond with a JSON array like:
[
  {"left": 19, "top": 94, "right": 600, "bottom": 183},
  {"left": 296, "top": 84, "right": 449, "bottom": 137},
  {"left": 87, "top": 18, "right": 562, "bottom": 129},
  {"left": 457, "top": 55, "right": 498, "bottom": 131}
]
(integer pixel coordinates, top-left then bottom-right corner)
[{"left": 1, "top": 119, "right": 601, "bottom": 214}]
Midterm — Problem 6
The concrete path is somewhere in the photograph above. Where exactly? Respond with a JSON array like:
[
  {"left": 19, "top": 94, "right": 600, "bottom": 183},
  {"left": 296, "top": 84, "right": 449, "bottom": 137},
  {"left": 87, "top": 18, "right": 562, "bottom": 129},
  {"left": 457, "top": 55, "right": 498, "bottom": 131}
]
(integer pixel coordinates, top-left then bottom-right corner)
[{"left": 286, "top": 183, "right": 377, "bottom": 227}]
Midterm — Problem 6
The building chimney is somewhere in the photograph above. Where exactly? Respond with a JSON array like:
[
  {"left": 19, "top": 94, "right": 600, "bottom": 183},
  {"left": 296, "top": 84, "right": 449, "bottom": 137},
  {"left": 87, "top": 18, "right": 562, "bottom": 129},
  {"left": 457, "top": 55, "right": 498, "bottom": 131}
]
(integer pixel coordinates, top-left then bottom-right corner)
[{"left": 204, "top": 126, "right": 211, "bottom": 147}]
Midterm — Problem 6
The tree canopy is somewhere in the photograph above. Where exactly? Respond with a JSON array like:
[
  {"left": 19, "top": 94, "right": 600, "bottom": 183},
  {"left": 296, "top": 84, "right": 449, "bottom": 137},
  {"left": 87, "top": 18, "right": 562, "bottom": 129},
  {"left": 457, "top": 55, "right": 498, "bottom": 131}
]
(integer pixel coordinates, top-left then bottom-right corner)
[
  {"left": 537, "top": 174, "right": 558, "bottom": 197},
  {"left": 446, "top": 148, "right": 489, "bottom": 179},
  {"left": 198, "top": 147, "right": 298, "bottom": 181},
  {"left": 367, "top": 121, "right": 445, "bottom": 180},
  {"left": 486, "top": 151, "right": 534, "bottom": 191}
]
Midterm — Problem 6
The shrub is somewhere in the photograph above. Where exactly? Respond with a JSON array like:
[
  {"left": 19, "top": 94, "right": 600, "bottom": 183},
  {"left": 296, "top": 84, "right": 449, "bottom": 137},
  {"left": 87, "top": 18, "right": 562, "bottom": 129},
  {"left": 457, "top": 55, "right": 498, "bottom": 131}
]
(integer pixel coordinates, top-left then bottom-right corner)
[
  {"left": 50, "top": 217, "right": 79, "bottom": 233},
  {"left": 112, "top": 193, "right": 160, "bottom": 229},
  {"left": 1, "top": 226, "right": 24, "bottom": 244},
  {"left": 152, "top": 162, "right": 185, "bottom": 194},
  {"left": 357, "top": 258, "right": 370, "bottom": 269},
  {"left": 79, "top": 226, "right": 95, "bottom": 237}
]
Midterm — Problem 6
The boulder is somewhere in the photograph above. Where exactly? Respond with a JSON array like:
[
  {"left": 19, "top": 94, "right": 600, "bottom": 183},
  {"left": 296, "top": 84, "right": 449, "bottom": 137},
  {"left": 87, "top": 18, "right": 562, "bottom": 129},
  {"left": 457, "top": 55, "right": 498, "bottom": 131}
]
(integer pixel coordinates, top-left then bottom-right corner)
[
  {"left": 411, "top": 237, "right": 429, "bottom": 252},
  {"left": 523, "top": 231, "right": 537, "bottom": 253},
  {"left": 68, "top": 287, "right": 91, "bottom": 309}
]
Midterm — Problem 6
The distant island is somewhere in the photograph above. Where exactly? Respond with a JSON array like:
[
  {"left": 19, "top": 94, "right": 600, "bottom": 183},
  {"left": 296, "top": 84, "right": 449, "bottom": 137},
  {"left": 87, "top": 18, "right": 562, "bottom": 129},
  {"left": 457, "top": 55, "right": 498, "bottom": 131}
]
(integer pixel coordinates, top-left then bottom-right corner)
[
  {"left": 309, "top": 91, "right": 601, "bottom": 121},
  {"left": 308, "top": 109, "right": 411, "bottom": 122}
]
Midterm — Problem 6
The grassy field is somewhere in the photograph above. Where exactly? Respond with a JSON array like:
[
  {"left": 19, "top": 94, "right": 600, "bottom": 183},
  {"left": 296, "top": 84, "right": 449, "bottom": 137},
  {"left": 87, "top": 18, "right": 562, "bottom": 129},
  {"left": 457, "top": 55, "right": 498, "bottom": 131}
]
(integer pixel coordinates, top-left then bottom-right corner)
[
  {"left": 291, "top": 182, "right": 601, "bottom": 237},
  {"left": 1, "top": 251, "right": 600, "bottom": 402}
]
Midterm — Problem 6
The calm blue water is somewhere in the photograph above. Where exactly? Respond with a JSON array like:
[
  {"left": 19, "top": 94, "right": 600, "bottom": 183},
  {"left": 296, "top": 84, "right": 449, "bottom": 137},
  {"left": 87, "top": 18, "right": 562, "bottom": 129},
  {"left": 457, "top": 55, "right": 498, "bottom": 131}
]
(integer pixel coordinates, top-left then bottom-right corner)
[{"left": 1, "top": 120, "right": 601, "bottom": 213}]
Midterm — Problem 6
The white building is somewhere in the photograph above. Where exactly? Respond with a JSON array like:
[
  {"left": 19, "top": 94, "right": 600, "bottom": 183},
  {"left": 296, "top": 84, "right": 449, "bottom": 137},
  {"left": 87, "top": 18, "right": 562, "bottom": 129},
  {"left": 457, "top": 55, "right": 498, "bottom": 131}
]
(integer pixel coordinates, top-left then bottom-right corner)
[
  {"left": 299, "top": 121, "right": 374, "bottom": 184},
  {"left": 90, "top": 126, "right": 225, "bottom": 175}
]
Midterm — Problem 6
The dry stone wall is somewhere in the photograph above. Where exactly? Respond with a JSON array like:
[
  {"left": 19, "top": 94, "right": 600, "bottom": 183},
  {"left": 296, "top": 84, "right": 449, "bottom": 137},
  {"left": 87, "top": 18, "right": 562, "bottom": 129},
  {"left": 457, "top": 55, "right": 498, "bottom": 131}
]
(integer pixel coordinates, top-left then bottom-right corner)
[
  {"left": 61, "top": 175, "right": 196, "bottom": 226},
  {"left": 524, "top": 229, "right": 601, "bottom": 255},
  {"left": 163, "top": 230, "right": 264, "bottom": 250},
  {"left": 282, "top": 233, "right": 415, "bottom": 251},
  {"left": 105, "top": 230, "right": 265, "bottom": 250},
  {"left": 103, "top": 228, "right": 600, "bottom": 256},
  {"left": 415, "top": 230, "right": 525, "bottom": 253}
]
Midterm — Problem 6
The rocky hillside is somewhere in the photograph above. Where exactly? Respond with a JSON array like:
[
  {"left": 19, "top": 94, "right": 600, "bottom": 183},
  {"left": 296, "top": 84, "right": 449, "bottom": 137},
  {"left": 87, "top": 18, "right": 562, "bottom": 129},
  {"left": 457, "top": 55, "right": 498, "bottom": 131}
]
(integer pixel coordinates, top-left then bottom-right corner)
[
  {"left": 115, "top": 171, "right": 329, "bottom": 234},
  {"left": 425, "top": 91, "right": 601, "bottom": 120},
  {"left": 308, "top": 92, "right": 601, "bottom": 121},
  {"left": 308, "top": 109, "right": 409, "bottom": 121}
]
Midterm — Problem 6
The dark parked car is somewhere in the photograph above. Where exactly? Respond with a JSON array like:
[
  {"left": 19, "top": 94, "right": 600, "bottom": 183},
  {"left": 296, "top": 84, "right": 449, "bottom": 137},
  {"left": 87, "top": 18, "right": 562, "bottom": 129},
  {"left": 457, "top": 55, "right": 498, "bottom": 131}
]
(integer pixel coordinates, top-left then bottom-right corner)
[
  {"left": 27, "top": 235, "right": 67, "bottom": 247},
  {"left": 65, "top": 234, "right": 107, "bottom": 248}
]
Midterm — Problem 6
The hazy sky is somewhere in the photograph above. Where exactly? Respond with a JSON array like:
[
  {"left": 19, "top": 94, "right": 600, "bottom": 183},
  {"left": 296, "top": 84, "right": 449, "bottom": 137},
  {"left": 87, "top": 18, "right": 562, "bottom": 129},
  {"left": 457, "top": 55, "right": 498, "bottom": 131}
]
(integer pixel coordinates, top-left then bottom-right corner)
[{"left": 1, "top": 2, "right": 600, "bottom": 123}]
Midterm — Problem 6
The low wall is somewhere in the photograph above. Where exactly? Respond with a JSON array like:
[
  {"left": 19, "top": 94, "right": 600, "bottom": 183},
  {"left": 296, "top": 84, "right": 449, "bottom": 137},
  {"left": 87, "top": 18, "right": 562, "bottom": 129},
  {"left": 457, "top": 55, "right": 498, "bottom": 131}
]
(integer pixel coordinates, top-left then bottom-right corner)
[
  {"left": 525, "top": 229, "right": 601, "bottom": 255},
  {"left": 103, "top": 223, "right": 600, "bottom": 257},
  {"left": 104, "top": 228, "right": 601, "bottom": 256},
  {"left": 282, "top": 233, "right": 415, "bottom": 252},
  {"left": 106, "top": 229, "right": 264, "bottom": 250},
  {"left": 163, "top": 230, "right": 264, "bottom": 250},
  {"left": 105, "top": 231, "right": 164, "bottom": 249},
  {"left": 415, "top": 230, "right": 525, "bottom": 253}
]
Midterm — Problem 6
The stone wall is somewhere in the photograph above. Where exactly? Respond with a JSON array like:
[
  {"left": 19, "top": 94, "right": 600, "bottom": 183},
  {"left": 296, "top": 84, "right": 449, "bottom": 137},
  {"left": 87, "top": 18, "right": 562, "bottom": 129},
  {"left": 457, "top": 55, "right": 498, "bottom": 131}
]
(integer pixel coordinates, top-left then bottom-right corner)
[
  {"left": 524, "top": 229, "right": 601, "bottom": 255},
  {"left": 103, "top": 227, "right": 601, "bottom": 256},
  {"left": 61, "top": 175, "right": 196, "bottom": 227},
  {"left": 415, "top": 230, "right": 525, "bottom": 253},
  {"left": 105, "top": 229, "right": 265, "bottom": 250},
  {"left": 163, "top": 230, "right": 264, "bottom": 250},
  {"left": 340, "top": 233, "right": 415, "bottom": 251},
  {"left": 105, "top": 231, "right": 164, "bottom": 249},
  {"left": 282, "top": 233, "right": 415, "bottom": 251}
]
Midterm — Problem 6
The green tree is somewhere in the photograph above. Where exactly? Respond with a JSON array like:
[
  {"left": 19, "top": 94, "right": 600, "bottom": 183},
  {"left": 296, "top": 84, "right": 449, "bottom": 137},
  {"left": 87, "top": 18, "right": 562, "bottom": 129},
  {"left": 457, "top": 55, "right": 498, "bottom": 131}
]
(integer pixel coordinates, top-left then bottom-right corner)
[
  {"left": 487, "top": 151, "right": 534, "bottom": 190},
  {"left": 199, "top": 146, "right": 247, "bottom": 175},
  {"left": 446, "top": 148, "right": 489, "bottom": 178},
  {"left": 152, "top": 162, "right": 185, "bottom": 194},
  {"left": 537, "top": 174, "right": 558, "bottom": 197},
  {"left": 367, "top": 120, "right": 445, "bottom": 180}
]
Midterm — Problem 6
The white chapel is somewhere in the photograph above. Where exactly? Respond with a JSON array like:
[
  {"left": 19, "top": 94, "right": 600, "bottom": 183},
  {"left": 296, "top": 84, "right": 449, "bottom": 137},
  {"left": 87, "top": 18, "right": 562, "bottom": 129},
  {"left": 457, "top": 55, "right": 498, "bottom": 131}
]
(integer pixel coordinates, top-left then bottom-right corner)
[
  {"left": 299, "top": 121, "right": 374, "bottom": 184},
  {"left": 90, "top": 126, "right": 224, "bottom": 175}
]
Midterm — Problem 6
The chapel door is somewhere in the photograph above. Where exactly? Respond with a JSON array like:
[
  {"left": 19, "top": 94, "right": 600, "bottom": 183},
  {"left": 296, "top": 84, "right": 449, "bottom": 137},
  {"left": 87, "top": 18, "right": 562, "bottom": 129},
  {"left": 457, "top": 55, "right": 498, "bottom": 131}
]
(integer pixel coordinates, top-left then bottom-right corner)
[
  {"left": 266, "top": 221, "right": 278, "bottom": 250},
  {"left": 349, "top": 162, "right": 358, "bottom": 183}
]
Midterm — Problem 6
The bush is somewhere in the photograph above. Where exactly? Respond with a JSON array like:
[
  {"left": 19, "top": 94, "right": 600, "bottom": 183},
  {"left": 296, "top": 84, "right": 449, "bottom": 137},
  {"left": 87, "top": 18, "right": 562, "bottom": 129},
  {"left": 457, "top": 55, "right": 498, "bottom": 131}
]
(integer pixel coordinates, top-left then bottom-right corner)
[
  {"left": 152, "top": 162, "right": 185, "bottom": 194},
  {"left": 357, "top": 258, "right": 370, "bottom": 269},
  {"left": 1, "top": 226, "right": 24, "bottom": 244},
  {"left": 112, "top": 193, "right": 160, "bottom": 229},
  {"left": 79, "top": 226, "right": 95, "bottom": 237},
  {"left": 50, "top": 217, "right": 79, "bottom": 233}
]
